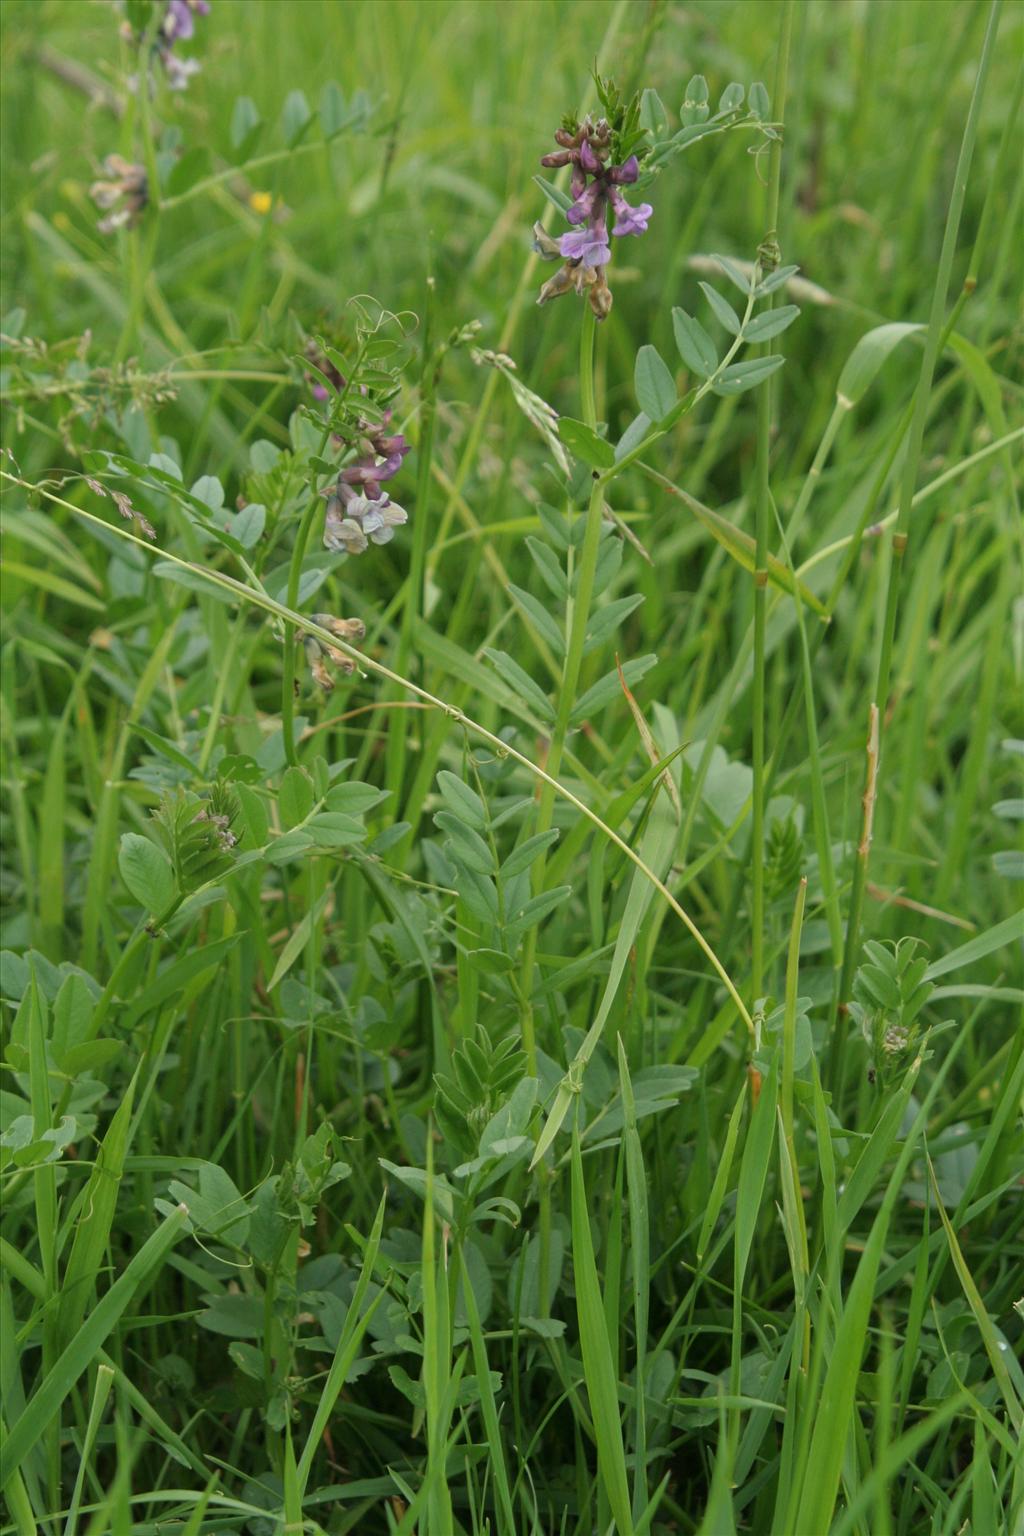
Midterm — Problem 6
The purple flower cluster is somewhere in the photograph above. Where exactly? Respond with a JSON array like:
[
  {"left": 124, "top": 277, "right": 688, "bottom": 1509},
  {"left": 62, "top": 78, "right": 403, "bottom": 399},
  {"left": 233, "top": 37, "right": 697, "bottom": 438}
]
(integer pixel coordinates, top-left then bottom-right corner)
[
  {"left": 164, "top": 0, "right": 210, "bottom": 41},
  {"left": 89, "top": 155, "right": 148, "bottom": 234},
  {"left": 323, "top": 418, "right": 411, "bottom": 557},
  {"left": 158, "top": 0, "right": 210, "bottom": 90},
  {"left": 535, "top": 115, "right": 653, "bottom": 319},
  {"left": 121, "top": 0, "right": 211, "bottom": 92}
]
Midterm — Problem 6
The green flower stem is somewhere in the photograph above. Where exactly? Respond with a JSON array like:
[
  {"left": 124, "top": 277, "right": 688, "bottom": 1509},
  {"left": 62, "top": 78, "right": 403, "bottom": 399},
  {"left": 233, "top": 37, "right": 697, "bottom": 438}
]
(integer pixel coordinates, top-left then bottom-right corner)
[
  {"left": 387, "top": 278, "right": 439, "bottom": 808},
  {"left": 425, "top": 0, "right": 629, "bottom": 585},
  {"left": 829, "top": 0, "right": 1004, "bottom": 1097},
  {"left": 279, "top": 491, "right": 322, "bottom": 769},
  {"left": 114, "top": 21, "right": 163, "bottom": 368},
  {"left": 751, "top": 0, "right": 795, "bottom": 1006},
  {"left": 280, "top": 413, "right": 345, "bottom": 768},
  {"left": 518, "top": 304, "right": 601, "bottom": 1067}
]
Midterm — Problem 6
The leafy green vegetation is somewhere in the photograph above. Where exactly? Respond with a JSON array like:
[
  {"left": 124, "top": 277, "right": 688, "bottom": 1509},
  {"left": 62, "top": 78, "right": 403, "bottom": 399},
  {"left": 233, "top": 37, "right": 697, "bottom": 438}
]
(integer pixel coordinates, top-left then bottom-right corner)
[{"left": 1, "top": 0, "right": 1022, "bottom": 1531}]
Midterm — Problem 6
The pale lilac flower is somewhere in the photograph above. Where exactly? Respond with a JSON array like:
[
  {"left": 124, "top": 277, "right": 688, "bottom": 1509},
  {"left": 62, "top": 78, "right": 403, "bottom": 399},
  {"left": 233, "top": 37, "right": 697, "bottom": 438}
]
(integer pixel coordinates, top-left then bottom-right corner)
[
  {"left": 610, "top": 195, "right": 653, "bottom": 236},
  {"left": 120, "top": 0, "right": 210, "bottom": 93},
  {"left": 565, "top": 180, "right": 601, "bottom": 226},
  {"left": 89, "top": 155, "right": 147, "bottom": 234},
  {"left": 323, "top": 498, "right": 369, "bottom": 556},
  {"left": 163, "top": 53, "right": 202, "bottom": 91},
  {"left": 559, "top": 225, "right": 611, "bottom": 269},
  {"left": 323, "top": 488, "right": 407, "bottom": 552},
  {"left": 163, "top": 0, "right": 210, "bottom": 41},
  {"left": 320, "top": 403, "right": 411, "bottom": 555},
  {"left": 361, "top": 497, "right": 408, "bottom": 545}
]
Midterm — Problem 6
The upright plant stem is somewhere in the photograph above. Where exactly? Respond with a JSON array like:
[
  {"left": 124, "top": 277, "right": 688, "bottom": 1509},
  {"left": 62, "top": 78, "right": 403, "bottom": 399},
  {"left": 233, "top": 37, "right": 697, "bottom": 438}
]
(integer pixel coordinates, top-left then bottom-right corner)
[
  {"left": 280, "top": 483, "right": 325, "bottom": 769},
  {"left": 281, "top": 362, "right": 363, "bottom": 767},
  {"left": 517, "top": 305, "right": 601, "bottom": 1325},
  {"left": 830, "top": 0, "right": 1004, "bottom": 1095},
  {"left": 424, "top": 0, "right": 630, "bottom": 583},
  {"left": 751, "top": 0, "right": 795, "bottom": 1005},
  {"left": 519, "top": 304, "right": 601, "bottom": 1061},
  {"left": 388, "top": 279, "right": 438, "bottom": 810}
]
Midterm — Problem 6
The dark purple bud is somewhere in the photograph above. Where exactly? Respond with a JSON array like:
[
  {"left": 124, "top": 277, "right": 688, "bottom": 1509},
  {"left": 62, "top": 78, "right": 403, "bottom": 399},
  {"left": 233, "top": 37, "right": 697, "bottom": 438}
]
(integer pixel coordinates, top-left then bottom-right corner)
[
  {"left": 579, "top": 138, "right": 602, "bottom": 175},
  {"left": 374, "top": 451, "right": 406, "bottom": 482},
  {"left": 609, "top": 155, "right": 640, "bottom": 185},
  {"left": 374, "top": 434, "right": 410, "bottom": 459},
  {"left": 540, "top": 150, "right": 573, "bottom": 168}
]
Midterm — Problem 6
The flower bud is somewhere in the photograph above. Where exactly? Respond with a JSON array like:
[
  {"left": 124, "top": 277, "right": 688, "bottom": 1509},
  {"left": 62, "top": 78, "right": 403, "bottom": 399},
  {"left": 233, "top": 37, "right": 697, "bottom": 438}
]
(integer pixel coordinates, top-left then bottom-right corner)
[
  {"left": 536, "top": 266, "right": 576, "bottom": 306},
  {"left": 588, "top": 270, "right": 613, "bottom": 321}
]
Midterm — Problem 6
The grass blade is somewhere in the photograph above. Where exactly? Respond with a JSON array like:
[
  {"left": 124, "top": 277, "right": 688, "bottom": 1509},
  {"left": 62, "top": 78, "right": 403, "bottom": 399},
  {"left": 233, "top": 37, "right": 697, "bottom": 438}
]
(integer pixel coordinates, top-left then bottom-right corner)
[{"left": 570, "top": 1123, "right": 634, "bottom": 1536}]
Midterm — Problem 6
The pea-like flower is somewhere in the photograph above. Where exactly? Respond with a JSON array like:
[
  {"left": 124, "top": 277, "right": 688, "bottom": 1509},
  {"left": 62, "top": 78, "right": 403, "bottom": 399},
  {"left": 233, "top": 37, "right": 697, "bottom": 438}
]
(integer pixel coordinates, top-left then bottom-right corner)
[
  {"left": 89, "top": 155, "right": 148, "bottom": 234},
  {"left": 322, "top": 418, "right": 411, "bottom": 555},
  {"left": 163, "top": 0, "right": 211, "bottom": 43},
  {"left": 535, "top": 112, "right": 653, "bottom": 320},
  {"left": 324, "top": 489, "right": 408, "bottom": 554},
  {"left": 120, "top": 0, "right": 210, "bottom": 93}
]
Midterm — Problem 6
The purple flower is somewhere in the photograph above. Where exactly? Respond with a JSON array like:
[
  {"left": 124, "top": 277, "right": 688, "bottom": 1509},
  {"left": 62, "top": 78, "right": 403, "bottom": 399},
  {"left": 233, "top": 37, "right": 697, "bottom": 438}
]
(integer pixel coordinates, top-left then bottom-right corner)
[
  {"left": 120, "top": 0, "right": 210, "bottom": 93},
  {"left": 536, "top": 109, "right": 652, "bottom": 320},
  {"left": 565, "top": 179, "right": 602, "bottom": 226},
  {"left": 337, "top": 436, "right": 409, "bottom": 499},
  {"left": 608, "top": 155, "right": 639, "bottom": 185},
  {"left": 579, "top": 137, "right": 603, "bottom": 175},
  {"left": 610, "top": 193, "right": 653, "bottom": 236},
  {"left": 164, "top": 0, "right": 196, "bottom": 39},
  {"left": 559, "top": 226, "right": 610, "bottom": 269},
  {"left": 163, "top": 0, "right": 211, "bottom": 39},
  {"left": 324, "top": 488, "right": 407, "bottom": 553},
  {"left": 322, "top": 421, "right": 411, "bottom": 555}
]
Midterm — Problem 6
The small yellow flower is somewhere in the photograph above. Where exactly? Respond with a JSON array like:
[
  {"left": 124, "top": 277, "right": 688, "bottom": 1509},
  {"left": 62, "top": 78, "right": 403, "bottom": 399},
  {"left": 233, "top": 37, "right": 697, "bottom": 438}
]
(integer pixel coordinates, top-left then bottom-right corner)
[{"left": 248, "top": 190, "right": 273, "bottom": 215}]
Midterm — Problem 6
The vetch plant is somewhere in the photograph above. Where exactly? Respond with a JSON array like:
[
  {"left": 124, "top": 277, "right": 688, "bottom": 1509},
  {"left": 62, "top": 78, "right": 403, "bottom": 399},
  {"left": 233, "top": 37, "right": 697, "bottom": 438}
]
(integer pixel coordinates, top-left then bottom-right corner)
[
  {"left": 534, "top": 75, "right": 653, "bottom": 320},
  {"left": 1, "top": 4, "right": 1020, "bottom": 1534},
  {"left": 119, "top": 0, "right": 212, "bottom": 93}
]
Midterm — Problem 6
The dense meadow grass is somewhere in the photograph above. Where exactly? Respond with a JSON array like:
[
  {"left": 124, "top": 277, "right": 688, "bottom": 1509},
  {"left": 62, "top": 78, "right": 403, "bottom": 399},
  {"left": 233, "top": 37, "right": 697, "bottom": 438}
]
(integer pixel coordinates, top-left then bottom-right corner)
[{"left": 1, "top": 0, "right": 1023, "bottom": 1531}]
